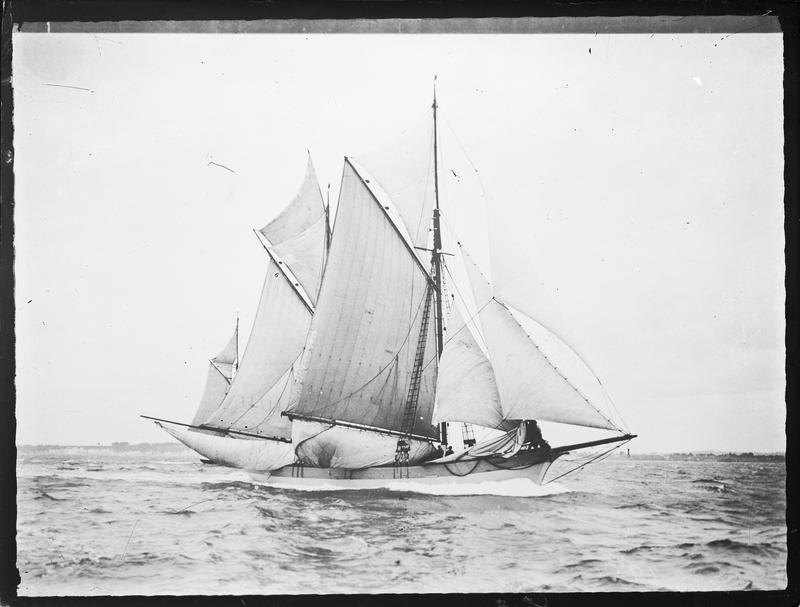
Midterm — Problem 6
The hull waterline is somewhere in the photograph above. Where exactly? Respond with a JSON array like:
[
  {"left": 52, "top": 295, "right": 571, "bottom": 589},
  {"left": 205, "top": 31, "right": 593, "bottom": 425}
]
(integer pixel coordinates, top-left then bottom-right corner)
[{"left": 249, "top": 449, "right": 561, "bottom": 489}]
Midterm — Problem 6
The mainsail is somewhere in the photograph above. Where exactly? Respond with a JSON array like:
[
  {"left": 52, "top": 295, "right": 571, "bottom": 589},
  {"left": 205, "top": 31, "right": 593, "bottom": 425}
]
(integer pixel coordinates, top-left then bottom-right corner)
[
  {"left": 190, "top": 325, "right": 238, "bottom": 426},
  {"left": 286, "top": 158, "right": 439, "bottom": 467}
]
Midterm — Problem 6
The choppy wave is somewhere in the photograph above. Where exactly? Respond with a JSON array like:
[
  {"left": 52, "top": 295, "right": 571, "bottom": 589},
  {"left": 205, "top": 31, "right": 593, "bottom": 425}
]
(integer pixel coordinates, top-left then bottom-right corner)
[
  {"left": 253, "top": 477, "right": 571, "bottom": 497},
  {"left": 16, "top": 452, "right": 787, "bottom": 595}
]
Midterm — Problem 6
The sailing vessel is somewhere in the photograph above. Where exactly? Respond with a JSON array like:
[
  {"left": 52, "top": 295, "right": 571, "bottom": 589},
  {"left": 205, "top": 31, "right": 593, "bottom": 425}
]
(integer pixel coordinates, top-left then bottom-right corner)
[
  {"left": 143, "top": 156, "right": 330, "bottom": 471},
  {"left": 145, "top": 86, "right": 635, "bottom": 487}
]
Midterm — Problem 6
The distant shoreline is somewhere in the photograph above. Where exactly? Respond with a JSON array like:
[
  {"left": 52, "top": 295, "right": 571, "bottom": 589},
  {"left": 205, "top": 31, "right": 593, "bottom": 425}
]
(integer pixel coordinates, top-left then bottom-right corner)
[{"left": 15, "top": 442, "right": 786, "bottom": 462}]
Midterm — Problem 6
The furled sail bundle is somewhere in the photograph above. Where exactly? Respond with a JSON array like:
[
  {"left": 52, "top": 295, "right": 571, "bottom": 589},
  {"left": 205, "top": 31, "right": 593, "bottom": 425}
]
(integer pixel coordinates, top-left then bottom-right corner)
[
  {"left": 286, "top": 159, "right": 439, "bottom": 468},
  {"left": 190, "top": 325, "right": 238, "bottom": 426}
]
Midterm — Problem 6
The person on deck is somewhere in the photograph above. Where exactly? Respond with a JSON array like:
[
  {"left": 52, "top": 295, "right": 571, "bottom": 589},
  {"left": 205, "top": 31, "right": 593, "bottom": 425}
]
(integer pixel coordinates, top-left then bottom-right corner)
[
  {"left": 523, "top": 420, "right": 550, "bottom": 452},
  {"left": 444, "top": 445, "right": 454, "bottom": 456}
]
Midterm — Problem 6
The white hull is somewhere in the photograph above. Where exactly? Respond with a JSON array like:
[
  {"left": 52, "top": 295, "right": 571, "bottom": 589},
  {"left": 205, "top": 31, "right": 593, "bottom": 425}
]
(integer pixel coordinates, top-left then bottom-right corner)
[
  {"left": 156, "top": 421, "right": 295, "bottom": 471},
  {"left": 249, "top": 449, "right": 560, "bottom": 490}
]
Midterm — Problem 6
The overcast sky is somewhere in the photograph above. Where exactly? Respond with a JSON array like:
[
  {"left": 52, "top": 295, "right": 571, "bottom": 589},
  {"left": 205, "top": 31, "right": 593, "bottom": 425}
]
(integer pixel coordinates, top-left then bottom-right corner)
[{"left": 13, "top": 31, "right": 783, "bottom": 452}]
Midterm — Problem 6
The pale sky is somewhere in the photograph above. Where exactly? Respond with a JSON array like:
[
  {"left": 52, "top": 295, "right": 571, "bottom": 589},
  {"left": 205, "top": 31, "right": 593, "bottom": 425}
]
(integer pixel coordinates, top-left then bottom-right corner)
[{"left": 13, "top": 32, "right": 784, "bottom": 452}]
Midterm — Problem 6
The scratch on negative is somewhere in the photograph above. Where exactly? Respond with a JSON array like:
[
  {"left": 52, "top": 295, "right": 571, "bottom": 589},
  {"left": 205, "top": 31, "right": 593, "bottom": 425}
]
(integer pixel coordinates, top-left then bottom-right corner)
[
  {"left": 121, "top": 520, "right": 139, "bottom": 559},
  {"left": 718, "top": 24, "right": 761, "bottom": 43},
  {"left": 43, "top": 83, "right": 94, "bottom": 93},
  {"left": 208, "top": 161, "right": 236, "bottom": 174}
]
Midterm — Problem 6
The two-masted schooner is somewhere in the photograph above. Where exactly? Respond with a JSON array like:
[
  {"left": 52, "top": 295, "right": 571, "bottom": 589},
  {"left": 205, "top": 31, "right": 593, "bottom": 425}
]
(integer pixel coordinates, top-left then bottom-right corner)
[{"left": 143, "top": 88, "right": 635, "bottom": 488}]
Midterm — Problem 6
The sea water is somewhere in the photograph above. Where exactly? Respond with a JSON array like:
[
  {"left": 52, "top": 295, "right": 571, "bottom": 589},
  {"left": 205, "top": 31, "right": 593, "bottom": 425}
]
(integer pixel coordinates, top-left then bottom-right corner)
[{"left": 16, "top": 447, "right": 787, "bottom": 595}]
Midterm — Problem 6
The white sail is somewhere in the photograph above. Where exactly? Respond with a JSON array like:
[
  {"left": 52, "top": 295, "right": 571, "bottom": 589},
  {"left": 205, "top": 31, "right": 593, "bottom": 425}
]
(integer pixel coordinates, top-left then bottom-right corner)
[
  {"left": 190, "top": 363, "right": 231, "bottom": 427},
  {"left": 203, "top": 258, "right": 311, "bottom": 440},
  {"left": 259, "top": 156, "right": 327, "bottom": 304},
  {"left": 432, "top": 305, "right": 512, "bottom": 431},
  {"left": 223, "top": 363, "right": 295, "bottom": 436},
  {"left": 286, "top": 159, "right": 440, "bottom": 452},
  {"left": 213, "top": 328, "right": 238, "bottom": 379},
  {"left": 464, "top": 255, "right": 618, "bottom": 431},
  {"left": 353, "top": 116, "right": 436, "bottom": 249},
  {"left": 190, "top": 327, "right": 238, "bottom": 426},
  {"left": 292, "top": 420, "right": 436, "bottom": 469},
  {"left": 158, "top": 422, "right": 295, "bottom": 471},
  {"left": 268, "top": 215, "right": 328, "bottom": 305}
]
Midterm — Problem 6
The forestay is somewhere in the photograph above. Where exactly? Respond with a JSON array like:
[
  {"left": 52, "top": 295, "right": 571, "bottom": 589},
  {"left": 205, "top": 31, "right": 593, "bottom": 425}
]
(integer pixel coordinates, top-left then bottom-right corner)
[{"left": 287, "top": 159, "right": 439, "bottom": 441}]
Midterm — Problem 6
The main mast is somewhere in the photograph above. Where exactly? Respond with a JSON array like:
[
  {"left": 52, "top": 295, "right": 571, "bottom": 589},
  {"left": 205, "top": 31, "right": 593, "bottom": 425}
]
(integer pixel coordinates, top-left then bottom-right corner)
[{"left": 432, "top": 78, "right": 447, "bottom": 446}]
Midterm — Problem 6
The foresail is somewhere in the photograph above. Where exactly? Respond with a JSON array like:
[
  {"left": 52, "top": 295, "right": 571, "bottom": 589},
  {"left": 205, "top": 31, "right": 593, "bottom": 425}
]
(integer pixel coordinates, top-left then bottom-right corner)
[
  {"left": 203, "top": 258, "right": 312, "bottom": 440},
  {"left": 259, "top": 156, "right": 327, "bottom": 304},
  {"left": 286, "top": 159, "right": 439, "bottom": 439},
  {"left": 464, "top": 255, "right": 618, "bottom": 431},
  {"left": 432, "top": 305, "right": 512, "bottom": 430},
  {"left": 190, "top": 362, "right": 231, "bottom": 426}
]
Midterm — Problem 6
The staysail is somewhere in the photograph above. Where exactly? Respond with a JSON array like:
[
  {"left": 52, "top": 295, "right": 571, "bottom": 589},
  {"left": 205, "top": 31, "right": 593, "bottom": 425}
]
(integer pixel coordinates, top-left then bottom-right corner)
[
  {"left": 190, "top": 326, "right": 238, "bottom": 426},
  {"left": 432, "top": 305, "right": 513, "bottom": 431},
  {"left": 463, "top": 253, "right": 619, "bottom": 431}
]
